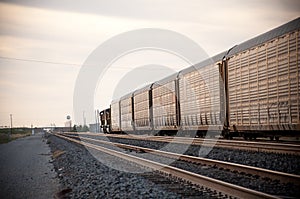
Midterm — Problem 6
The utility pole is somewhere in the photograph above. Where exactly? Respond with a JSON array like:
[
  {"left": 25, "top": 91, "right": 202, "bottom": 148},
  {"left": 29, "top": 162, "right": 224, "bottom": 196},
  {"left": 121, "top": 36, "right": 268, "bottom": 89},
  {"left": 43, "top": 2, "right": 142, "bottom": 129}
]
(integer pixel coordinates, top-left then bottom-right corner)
[
  {"left": 31, "top": 124, "right": 34, "bottom": 135},
  {"left": 83, "top": 111, "right": 86, "bottom": 127},
  {"left": 10, "top": 114, "right": 12, "bottom": 139}
]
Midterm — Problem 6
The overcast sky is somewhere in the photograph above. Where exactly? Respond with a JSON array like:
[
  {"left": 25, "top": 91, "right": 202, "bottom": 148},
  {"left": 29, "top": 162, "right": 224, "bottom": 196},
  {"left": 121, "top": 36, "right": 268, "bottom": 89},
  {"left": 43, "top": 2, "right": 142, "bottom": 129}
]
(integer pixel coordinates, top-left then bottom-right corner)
[{"left": 0, "top": 0, "right": 299, "bottom": 127}]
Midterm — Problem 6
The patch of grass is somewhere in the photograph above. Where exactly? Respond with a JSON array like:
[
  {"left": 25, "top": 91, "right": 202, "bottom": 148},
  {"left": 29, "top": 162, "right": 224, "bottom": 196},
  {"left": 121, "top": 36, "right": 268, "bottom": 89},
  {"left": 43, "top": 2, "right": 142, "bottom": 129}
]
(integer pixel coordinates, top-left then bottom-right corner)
[
  {"left": 52, "top": 150, "right": 65, "bottom": 159},
  {"left": 0, "top": 133, "right": 10, "bottom": 144},
  {"left": 11, "top": 132, "right": 31, "bottom": 139},
  {"left": 0, "top": 133, "right": 31, "bottom": 144},
  {"left": 0, "top": 128, "right": 31, "bottom": 144}
]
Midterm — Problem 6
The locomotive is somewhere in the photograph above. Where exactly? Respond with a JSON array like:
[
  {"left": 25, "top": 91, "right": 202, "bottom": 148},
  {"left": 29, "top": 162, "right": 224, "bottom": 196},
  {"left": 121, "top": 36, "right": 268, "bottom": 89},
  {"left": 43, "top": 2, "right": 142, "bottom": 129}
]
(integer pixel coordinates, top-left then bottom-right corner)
[{"left": 100, "top": 17, "right": 300, "bottom": 140}]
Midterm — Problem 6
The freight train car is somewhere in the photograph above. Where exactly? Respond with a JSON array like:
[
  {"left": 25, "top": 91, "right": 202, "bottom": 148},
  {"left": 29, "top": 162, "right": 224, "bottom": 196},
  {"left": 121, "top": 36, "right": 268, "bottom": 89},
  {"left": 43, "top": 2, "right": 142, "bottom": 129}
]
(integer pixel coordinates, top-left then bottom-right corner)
[
  {"left": 152, "top": 73, "right": 179, "bottom": 134},
  {"left": 110, "top": 99, "right": 121, "bottom": 133},
  {"left": 226, "top": 17, "right": 300, "bottom": 140},
  {"left": 133, "top": 84, "right": 153, "bottom": 133},
  {"left": 100, "top": 17, "right": 300, "bottom": 140},
  {"left": 120, "top": 93, "right": 134, "bottom": 132},
  {"left": 178, "top": 52, "right": 226, "bottom": 136}
]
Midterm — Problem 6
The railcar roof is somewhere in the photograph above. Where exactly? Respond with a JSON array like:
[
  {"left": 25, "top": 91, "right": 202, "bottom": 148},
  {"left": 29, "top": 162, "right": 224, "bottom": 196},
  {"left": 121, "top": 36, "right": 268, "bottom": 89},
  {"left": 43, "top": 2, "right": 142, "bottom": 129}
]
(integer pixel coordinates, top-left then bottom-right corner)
[
  {"left": 178, "top": 51, "right": 227, "bottom": 75},
  {"left": 120, "top": 92, "right": 134, "bottom": 101},
  {"left": 111, "top": 98, "right": 120, "bottom": 104},
  {"left": 228, "top": 17, "right": 300, "bottom": 57},
  {"left": 153, "top": 72, "right": 178, "bottom": 87},
  {"left": 133, "top": 83, "right": 153, "bottom": 95}
]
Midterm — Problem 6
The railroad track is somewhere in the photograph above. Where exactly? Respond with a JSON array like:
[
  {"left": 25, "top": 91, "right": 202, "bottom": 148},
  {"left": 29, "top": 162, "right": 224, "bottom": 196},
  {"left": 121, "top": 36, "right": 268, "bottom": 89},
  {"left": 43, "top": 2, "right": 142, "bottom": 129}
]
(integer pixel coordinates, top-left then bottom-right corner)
[
  {"left": 62, "top": 133, "right": 300, "bottom": 185},
  {"left": 51, "top": 132, "right": 287, "bottom": 198},
  {"left": 65, "top": 132, "right": 300, "bottom": 155}
]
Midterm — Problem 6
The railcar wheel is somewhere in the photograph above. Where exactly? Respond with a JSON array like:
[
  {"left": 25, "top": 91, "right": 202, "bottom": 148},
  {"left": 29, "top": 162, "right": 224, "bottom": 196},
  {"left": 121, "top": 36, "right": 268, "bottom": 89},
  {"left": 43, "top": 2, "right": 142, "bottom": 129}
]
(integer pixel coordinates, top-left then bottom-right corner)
[{"left": 224, "top": 134, "right": 230, "bottom": 139}]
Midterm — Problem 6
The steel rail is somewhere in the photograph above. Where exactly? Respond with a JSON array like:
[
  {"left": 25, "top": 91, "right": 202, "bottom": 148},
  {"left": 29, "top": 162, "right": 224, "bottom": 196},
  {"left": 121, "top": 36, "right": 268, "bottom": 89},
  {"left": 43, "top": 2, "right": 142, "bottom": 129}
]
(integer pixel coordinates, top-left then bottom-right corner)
[
  {"left": 136, "top": 135, "right": 300, "bottom": 155},
  {"left": 63, "top": 133, "right": 300, "bottom": 185},
  {"left": 159, "top": 137, "right": 300, "bottom": 155},
  {"left": 52, "top": 133, "right": 280, "bottom": 199},
  {"left": 64, "top": 132, "right": 300, "bottom": 155}
]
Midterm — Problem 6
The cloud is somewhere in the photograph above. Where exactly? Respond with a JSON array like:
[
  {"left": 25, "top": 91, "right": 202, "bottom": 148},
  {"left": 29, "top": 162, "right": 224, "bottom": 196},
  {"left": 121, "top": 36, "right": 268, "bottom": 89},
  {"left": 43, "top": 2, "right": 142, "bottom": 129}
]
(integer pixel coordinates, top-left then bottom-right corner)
[{"left": 2, "top": 0, "right": 299, "bottom": 24}]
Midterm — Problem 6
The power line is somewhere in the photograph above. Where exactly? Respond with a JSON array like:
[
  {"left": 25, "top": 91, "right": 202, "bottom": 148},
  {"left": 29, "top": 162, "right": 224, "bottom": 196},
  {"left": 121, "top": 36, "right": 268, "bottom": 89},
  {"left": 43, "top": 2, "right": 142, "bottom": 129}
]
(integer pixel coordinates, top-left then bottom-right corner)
[
  {"left": 0, "top": 55, "right": 184, "bottom": 70},
  {"left": 0, "top": 56, "right": 81, "bottom": 67}
]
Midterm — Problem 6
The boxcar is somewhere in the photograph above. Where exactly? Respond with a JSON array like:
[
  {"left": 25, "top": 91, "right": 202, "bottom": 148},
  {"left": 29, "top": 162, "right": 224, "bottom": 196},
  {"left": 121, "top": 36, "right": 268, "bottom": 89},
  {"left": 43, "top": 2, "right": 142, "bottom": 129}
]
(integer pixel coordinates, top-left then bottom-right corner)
[
  {"left": 110, "top": 99, "right": 121, "bottom": 132},
  {"left": 226, "top": 18, "right": 300, "bottom": 138},
  {"left": 120, "top": 93, "right": 134, "bottom": 132},
  {"left": 152, "top": 73, "right": 178, "bottom": 133},
  {"left": 133, "top": 84, "right": 153, "bottom": 132},
  {"left": 178, "top": 52, "right": 226, "bottom": 134}
]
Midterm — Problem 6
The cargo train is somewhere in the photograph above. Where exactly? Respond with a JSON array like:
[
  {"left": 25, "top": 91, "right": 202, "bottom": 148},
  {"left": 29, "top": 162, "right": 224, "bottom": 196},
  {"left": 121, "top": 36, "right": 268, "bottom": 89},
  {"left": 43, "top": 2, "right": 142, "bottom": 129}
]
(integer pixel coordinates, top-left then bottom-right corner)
[{"left": 100, "top": 18, "right": 300, "bottom": 140}]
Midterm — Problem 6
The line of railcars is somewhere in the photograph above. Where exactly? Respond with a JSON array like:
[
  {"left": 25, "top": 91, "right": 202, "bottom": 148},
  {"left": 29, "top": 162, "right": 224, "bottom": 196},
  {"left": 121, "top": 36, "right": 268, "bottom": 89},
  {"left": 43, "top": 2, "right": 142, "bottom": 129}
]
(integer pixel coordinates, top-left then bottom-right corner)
[{"left": 100, "top": 18, "right": 300, "bottom": 140}]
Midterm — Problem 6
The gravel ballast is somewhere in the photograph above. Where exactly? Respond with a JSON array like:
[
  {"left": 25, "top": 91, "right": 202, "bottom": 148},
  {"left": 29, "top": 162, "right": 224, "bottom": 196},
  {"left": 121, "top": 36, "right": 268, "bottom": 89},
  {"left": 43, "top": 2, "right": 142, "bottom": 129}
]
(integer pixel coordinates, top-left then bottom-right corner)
[
  {"left": 78, "top": 134, "right": 300, "bottom": 198},
  {"left": 47, "top": 134, "right": 215, "bottom": 198},
  {"left": 100, "top": 136, "right": 300, "bottom": 175}
]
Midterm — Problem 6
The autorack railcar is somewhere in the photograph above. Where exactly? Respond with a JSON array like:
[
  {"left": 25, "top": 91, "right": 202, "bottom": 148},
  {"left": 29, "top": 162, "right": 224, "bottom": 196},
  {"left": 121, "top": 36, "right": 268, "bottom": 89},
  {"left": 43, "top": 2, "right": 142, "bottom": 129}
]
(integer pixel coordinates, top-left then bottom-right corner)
[
  {"left": 120, "top": 93, "right": 134, "bottom": 132},
  {"left": 226, "top": 17, "right": 300, "bottom": 139},
  {"left": 133, "top": 84, "right": 153, "bottom": 133},
  {"left": 152, "top": 73, "right": 179, "bottom": 135},
  {"left": 178, "top": 52, "right": 227, "bottom": 136},
  {"left": 110, "top": 99, "right": 121, "bottom": 133}
]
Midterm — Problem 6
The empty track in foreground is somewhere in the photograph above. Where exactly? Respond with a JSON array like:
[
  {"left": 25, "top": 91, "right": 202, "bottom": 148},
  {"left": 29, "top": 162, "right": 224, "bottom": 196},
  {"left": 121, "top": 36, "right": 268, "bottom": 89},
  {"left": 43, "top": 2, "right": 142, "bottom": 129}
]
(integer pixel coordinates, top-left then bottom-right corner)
[
  {"left": 61, "top": 133, "right": 300, "bottom": 185},
  {"left": 53, "top": 132, "right": 297, "bottom": 198},
  {"left": 65, "top": 132, "right": 300, "bottom": 155}
]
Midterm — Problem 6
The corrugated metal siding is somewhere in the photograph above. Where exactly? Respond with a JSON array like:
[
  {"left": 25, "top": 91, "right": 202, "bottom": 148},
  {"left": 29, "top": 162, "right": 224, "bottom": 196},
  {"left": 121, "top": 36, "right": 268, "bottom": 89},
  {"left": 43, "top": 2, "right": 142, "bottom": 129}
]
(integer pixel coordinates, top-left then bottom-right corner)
[
  {"left": 134, "top": 90, "right": 151, "bottom": 130},
  {"left": 228, "top": 30, "right": 300, "bottom": 130},
  {"left": 120, "top": 97, "right": 133, "bottom": 131},
  {"left": 111, "top": 100, "right": 121, "bottom": 131},
  {"left": 152, "top": 80, "right": 177, "bottom": 130},
  {"left": 179, "top": 63, "right": 223, "bottom": 129},
  {"left": 228, "top": 17, "right": 300, "bottom": 56}
]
